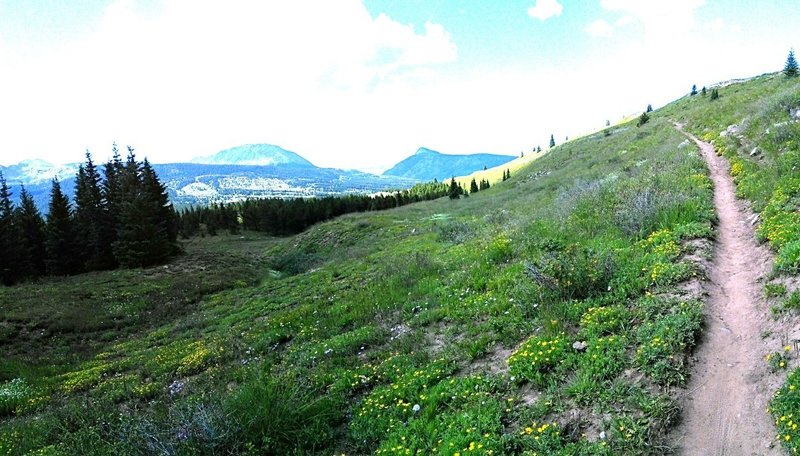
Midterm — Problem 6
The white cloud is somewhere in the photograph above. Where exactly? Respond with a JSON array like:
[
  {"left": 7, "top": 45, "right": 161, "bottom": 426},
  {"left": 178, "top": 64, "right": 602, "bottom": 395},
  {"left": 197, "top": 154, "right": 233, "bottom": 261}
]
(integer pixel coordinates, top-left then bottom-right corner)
[
  {"left": 705, "top": 18, "right": 725, "bottom": 32},
  {"left": 615, "top": 15, "right": 634, "bottom": 27},
  {"left": 600, "top": 0, "right": 705, "bottom": 37},
  {"left": 528, "top": 0, "right": 563, "bottom": 21},
  {"left": 586, "top": 19, "right": 614, "bottom": 38},
  {"left": 0, "top": 0, "right": 459, "bottom": 169}
]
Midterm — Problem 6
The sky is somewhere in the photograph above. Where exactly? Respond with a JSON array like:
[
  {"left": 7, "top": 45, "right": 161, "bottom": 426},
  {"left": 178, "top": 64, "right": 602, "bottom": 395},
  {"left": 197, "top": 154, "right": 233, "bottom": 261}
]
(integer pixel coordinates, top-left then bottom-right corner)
[{"left": 0, "top": 0, "right": 797, "bottom": 172}]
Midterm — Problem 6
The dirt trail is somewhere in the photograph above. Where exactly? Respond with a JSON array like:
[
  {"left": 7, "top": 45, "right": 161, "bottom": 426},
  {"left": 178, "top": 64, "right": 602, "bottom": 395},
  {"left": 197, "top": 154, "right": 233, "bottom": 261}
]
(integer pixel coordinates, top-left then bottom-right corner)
[{"left": 671, "top": 129, "right": 781, "bottom": 455}]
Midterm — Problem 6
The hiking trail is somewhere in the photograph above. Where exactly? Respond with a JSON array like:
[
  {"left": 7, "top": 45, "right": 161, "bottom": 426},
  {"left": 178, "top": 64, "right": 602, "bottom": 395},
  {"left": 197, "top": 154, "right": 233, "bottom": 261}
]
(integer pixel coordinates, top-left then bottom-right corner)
[{"left": 671, "top": 127, "right": 781, "bottom": 455}]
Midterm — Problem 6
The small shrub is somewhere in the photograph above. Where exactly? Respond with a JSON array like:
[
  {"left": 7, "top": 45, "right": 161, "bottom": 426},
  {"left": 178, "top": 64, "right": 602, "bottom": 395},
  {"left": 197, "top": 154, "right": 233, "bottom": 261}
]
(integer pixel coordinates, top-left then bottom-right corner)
[
  {"left": 0, "top": 378, "right": 31, "bottom": 416},
  {"left": 775, "top": 240, "right": 800, "bottom": 274},
  {"left": 507, "top": 333, "right": 571, "bottom": 387},
  {"left": 487, "top": 235, "right": 513, "bottom": 264},
  {"left": 765, "top": 283, "right": 788, "bottom": 298},
  {"left": 226, "top": 375, "right": 344, "bottom": 454},
  {"left": 771, "top": 367, "right": 800, "bottom": 453},
  {"left": 436, "top": 220, "right": 473, "bottom": 244},
  {"left": 767, "top": 350, "right": 791, "bottom": 372},
  {"left": 635, "top": 301, "right": 703, "bottom": 386}
]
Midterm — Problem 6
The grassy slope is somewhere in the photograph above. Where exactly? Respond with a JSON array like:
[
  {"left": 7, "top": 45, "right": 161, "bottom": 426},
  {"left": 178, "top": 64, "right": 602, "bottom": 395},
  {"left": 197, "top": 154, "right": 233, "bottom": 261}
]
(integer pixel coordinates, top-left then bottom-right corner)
[
  {"left": 0, "top": 115, "right": 718, "bottom": 455},
  {"left": 661, "top": 72, "right": 800, "bottom": 453}
]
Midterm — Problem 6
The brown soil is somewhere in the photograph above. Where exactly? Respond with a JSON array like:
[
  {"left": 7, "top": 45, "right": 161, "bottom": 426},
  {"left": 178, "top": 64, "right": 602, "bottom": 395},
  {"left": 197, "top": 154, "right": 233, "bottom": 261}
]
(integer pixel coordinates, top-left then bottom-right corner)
[{"left": 671, "top": 129, "right": 784, "bottom": 455}]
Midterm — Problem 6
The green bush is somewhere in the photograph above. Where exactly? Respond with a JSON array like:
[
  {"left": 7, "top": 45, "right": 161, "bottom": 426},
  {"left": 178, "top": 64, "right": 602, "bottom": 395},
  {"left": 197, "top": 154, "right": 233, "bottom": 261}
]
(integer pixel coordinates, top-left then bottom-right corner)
[{"left": 225, "top": 374, "right": 344, "bottom": 454}]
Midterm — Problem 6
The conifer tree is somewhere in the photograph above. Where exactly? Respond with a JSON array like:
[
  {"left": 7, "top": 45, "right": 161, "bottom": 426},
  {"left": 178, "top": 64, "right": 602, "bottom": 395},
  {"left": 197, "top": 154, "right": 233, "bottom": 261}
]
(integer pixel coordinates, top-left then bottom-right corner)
[
  {"left": 448, "top": 177, "right": 460, "bottom": 200},
  {"left": 690, "top": 84, "right": 697, "bottom": 96},
  {"left": 45, "top": 179, "right": 77, "bottom": 276},
  {"left": 646, "top": 104, "right": 653, "bottom": 113},
  {"left": 103, "top": 143, "right": 124, "bottom": 266},
  {"left": 74, "top": 151, "right": 113, "bottom": 271},
  {"left": 701, "top": 86, "right": 707, "bottom": 96},
  {"left": 470, "top": 178, "right": 479, "bottom": 194},
  {"left": 549, "top": 134, "right": 555, "bottom": 148},
  {"left": 785, "top": 49, "right": 799, "bottom": 78},
  {"left": 0, "top": 173, "right": 19, "bottom": 284},
  {"left": 113, "top": 149, "right": 179, "bottom": 267},
  {"left": 15, "top": 186, "right": 46, "bottom": 279},
  {"left": 710, "top": 88, "right": 720, "bottom": 100},
  {"left": 637, "top": 111, "right": 650, "bottom": 126}
]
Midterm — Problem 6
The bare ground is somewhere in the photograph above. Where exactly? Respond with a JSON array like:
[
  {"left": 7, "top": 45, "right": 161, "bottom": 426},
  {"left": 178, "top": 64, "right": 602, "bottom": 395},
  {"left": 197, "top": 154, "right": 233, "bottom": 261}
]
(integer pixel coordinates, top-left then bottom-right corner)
[{"left": 671, "top": 129, "right": 785, "bottom": 455}]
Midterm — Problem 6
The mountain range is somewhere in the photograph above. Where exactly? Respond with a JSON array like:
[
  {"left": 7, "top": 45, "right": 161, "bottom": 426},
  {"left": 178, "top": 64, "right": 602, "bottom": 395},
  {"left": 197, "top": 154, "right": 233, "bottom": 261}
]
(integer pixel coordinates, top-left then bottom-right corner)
[
  {"left": 382, "top": 147, "right": 516, "bottom": 181},
  {"left": 1, "top": 144, "right": 510, "bottom": 210}
]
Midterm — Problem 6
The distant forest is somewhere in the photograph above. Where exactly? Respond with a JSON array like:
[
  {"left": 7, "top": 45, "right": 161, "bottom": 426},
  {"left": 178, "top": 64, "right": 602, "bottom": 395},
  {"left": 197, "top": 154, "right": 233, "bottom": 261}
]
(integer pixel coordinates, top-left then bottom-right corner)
[
  {"left": 176, "top": 180, "right": 454, "bottom": 238},
  {"left": 0, "top": 149, "right": 476, "bottom": 285}
]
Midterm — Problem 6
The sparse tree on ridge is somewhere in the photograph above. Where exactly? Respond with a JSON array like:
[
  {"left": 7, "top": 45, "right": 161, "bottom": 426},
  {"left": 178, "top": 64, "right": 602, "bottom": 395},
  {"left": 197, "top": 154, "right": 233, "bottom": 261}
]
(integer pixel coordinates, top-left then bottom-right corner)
[
  {"left": 785, "top": 48, "right": 799, "bottom": 78},
  {"left": 637, "top": 111, "right": 650, "bottom": 127},
  {"left": 690, "top": 84, "right": 698, "bottom": 96},
  {"left": 549, "top": 134, "right": 556, "bottom": 148},
  {"left": 646, "top": 104, "right": 653, "bottom": 113},
  {"left": 470, "top": 178, "right": 479, "bottom": 194},
  {"left": 702, "top": 86, "right": 707, "bottom": 96},
  {"left": 710, "top": 88, "right": 720, "bottom": 100}
]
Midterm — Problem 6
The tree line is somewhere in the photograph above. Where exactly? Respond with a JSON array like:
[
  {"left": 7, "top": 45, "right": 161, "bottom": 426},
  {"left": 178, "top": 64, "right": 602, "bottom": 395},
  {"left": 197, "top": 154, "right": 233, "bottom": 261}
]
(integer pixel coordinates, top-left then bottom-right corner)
[
  {"left": 177, "top": 180, "right": 453, "bottom": 237},
  {"left": 0, "top": 145, "right": 178, "bottom": 285}
]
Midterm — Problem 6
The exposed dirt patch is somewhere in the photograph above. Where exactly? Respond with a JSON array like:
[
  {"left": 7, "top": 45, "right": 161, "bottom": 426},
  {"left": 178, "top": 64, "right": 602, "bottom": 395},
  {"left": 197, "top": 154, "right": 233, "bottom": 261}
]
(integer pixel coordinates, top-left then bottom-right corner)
[
  {"left": 671, "top": 128, "right": 786, "bottom": 455},
  {"left": 464, "top": 345, "right": 514, "bottom": 376}
]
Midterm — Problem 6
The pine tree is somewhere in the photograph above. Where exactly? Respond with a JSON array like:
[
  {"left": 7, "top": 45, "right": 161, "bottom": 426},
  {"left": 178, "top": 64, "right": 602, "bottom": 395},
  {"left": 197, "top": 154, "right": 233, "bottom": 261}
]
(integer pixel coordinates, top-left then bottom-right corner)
[
  {"left": 102, "top": 143, "right": 124, "bottom": 267},
  {"left": 646, "top": 104, "right": 653, "bottom": 113},
  {"left": 701, "top": 86, "right": 707, "bottom": 96},
  {"left": 74, "top": 151, "right": 113, "bottom": 271},
  {"left": 448, "top": 177, "right": 460, "bottom": 200},
  {"left": 785, "top": 49, "right": 799, "bottom": 78},
  {"left": 637, "top": 111, "right": 650, "bottom": 127},
  {"left": 113, "top": 152, "right": 178, "bottom": 267},
  {"left": 0, "top": 173, "right": 19, "bottom": 284},
  {"left": 710, "top": 88, "right": 720, "bottom": 100},
  {"left": 690, "top": 84, "right": 697, "bottom": 96},
  {"left": 45, "top": 179, "right": 77, "bottom": 276},
  {"left": 470, "top": 178, "right": 479, "bottom": 194},
  {"left": 549, "top": 134, "right": 555, "bottom": 148},
  {"left": 15, "top": 186, "right": 46, "bottom": 279}
]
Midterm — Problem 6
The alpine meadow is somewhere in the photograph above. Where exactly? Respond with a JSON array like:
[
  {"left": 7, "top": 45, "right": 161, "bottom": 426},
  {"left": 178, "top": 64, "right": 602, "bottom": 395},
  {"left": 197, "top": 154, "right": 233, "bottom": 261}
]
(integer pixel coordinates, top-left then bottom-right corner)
[{"left": 2, "top": 2, "right": 800, "bottom": 456}]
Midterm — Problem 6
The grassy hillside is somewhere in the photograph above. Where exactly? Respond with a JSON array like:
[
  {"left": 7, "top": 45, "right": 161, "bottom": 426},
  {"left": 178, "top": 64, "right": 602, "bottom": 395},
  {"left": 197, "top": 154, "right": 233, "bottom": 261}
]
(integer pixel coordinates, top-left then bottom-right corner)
[
  {"left": 660, "top": 72, "right": 800, "bottom": 452},
  {"left": 1, "top": 113, "right": 717, "bottom": 454}
]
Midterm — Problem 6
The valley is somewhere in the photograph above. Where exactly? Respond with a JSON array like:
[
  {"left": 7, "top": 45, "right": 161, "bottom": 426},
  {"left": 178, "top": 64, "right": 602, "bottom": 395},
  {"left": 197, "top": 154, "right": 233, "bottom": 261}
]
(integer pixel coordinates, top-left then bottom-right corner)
[{"left": 2, "top": 65, "right": 800, "bottom": 456}]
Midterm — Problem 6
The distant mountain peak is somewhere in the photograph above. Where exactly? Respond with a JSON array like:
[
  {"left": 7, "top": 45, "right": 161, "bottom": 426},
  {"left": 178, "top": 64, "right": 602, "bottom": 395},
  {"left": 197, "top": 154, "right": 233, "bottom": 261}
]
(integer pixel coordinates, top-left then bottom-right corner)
[
  {"left": 384, "top": 148, "right": 515, "bottom": 181},
  {"left": 191, "top": 144, "right": 315, "bottom": 167},
  {"left": 415, "top": 147, "right": 439, "bottom": 155}
]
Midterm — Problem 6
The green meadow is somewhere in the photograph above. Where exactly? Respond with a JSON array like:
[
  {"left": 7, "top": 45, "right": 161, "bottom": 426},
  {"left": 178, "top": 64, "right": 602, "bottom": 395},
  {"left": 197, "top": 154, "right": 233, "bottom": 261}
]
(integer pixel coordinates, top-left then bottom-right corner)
[{"left": 3, "top": 72, "right": 800, "bottom": 455}]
